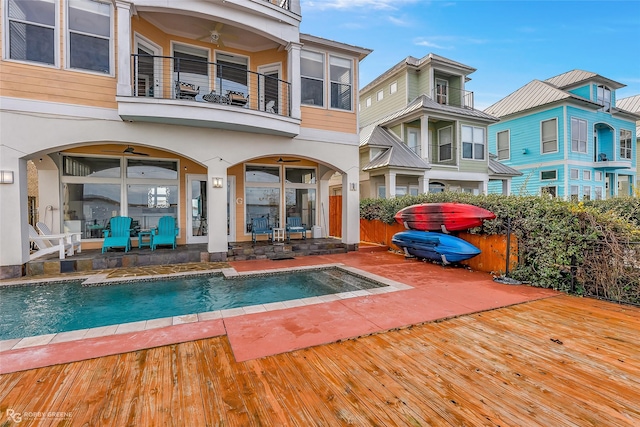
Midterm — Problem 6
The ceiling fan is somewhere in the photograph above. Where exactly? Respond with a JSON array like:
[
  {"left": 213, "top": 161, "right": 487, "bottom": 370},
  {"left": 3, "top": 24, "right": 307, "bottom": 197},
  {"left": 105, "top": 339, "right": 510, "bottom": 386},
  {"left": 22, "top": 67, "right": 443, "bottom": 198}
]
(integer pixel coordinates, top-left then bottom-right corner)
[
  {"left": 103, "top": 146, "right": 150, "bottom": 156},
  {"left": 197, "top": 22, "right": 238, "bottom": 47},
  {"left": 276, "top": 157, "right": 301, "bottom": 163}
]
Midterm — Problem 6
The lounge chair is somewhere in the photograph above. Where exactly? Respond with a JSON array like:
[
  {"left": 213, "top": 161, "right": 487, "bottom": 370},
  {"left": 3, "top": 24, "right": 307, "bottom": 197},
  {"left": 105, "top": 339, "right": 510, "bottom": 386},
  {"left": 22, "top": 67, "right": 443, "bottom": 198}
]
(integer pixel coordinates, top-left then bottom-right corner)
[
  {"left": 251, "top": 217, "right": 272, "bottom": 243},
  {"left": 36, "top": 221, "right": 82, "bottom": 255},
  {"left": 102, "top": 216, "right": 132, "bottom": 253},
  {"left": 29, "top": 224, "right": 75, "bottom": 260},
  {"left": 151, "top": 216, "right": 179, "bottom": 250},
  {"left": 286, "top": 217, "right": 307, "bottom": 241}
]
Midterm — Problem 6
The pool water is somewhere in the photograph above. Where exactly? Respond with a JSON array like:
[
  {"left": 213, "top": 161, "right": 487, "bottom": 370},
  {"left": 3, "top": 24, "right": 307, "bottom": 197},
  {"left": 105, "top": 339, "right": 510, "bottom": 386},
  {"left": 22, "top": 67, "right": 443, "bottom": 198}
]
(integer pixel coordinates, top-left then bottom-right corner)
[{"left": 0, "top": 268, "right": 383, "bottom": 340}]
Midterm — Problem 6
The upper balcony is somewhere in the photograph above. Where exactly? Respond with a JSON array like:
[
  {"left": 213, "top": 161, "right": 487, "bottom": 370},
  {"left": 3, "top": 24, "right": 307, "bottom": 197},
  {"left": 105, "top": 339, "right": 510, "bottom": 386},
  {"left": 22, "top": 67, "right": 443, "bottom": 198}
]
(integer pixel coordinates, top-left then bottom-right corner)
[
  {"left": 118, "top": 54, "right": 299, "bottom": 137},
  {"left": 430, "top": 87, "right": 475, "bottom": 110}
]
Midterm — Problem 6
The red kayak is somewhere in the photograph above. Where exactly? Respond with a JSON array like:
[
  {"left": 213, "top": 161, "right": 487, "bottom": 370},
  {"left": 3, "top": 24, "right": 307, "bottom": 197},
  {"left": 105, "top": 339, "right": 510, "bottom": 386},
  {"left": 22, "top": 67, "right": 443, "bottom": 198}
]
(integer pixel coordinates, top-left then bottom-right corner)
[{"left": 394, "top": 203, "right": 496, "bottom": 232}]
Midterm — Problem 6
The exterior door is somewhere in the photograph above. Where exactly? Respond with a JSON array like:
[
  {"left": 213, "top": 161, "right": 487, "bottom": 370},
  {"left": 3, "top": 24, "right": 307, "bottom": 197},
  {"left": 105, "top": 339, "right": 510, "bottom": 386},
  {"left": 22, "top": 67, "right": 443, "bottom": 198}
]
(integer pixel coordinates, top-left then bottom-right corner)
[
  {"left": 186, "top": 175, "right": 208, "bottom": 243},
  {"left": 258, "top": 64, "right": 281, "bottom": 113},
  {"left": 134, "top": 37, "right": 161, "bottom": 97}
]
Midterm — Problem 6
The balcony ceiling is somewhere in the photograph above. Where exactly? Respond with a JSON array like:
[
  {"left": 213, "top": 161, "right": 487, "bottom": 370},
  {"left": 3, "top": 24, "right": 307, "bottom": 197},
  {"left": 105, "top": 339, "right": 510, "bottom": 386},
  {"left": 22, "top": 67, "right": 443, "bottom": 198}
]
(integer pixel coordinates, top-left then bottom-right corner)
[{"left": 139, "top": 11, "right": 281, "bottom": 52}]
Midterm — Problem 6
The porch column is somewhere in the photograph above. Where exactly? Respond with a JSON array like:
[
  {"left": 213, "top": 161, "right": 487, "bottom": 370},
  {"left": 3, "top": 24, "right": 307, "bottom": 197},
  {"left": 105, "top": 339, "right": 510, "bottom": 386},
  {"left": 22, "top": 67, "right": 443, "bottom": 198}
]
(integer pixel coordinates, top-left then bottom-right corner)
[
  {"left": 420, "top": 115, "right": 429, "bottom": 161},
  {"left": 0, "top": 148, "right": 29, "bottom": 278},
  {"left": 502, "top": 179, "right": 511, "bottom": 196},
  {"left": 286, "top": 42, "right": 302, "bottom": 120},
  {"left": 385, "top": 172, "right": 396, "bottom": 198},
  {"left": 205, "top": 161, "right": 229, "bottom": 258},
  {"left": 418, "top": 174, "right": 429, "bottom": 195},
  {"left": 480, "top": 179, "right": 488, "bottom": 195},
  {"left": 319, "top": 177, "right": 329, "bottom": 237},
  {"left": 341, "top": 171, "right": 360, "bottom": 248},
  {"left": 115, "top": 0, "right": 133, "bottom": 96}
]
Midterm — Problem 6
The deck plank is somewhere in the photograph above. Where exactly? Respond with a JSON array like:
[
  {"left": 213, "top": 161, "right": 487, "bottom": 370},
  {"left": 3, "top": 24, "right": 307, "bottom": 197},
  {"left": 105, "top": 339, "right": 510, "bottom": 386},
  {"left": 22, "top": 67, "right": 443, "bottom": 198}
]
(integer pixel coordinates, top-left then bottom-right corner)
[{"left": 1, "top": 295, "right": 639, "bottom": 426}]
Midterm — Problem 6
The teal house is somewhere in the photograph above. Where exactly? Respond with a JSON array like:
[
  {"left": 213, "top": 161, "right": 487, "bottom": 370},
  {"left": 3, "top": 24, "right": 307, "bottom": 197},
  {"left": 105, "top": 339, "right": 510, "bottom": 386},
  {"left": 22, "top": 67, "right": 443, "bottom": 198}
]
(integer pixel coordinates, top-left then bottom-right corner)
[{"left": 486, "top": 70, "right": 639, "bottom": 199}]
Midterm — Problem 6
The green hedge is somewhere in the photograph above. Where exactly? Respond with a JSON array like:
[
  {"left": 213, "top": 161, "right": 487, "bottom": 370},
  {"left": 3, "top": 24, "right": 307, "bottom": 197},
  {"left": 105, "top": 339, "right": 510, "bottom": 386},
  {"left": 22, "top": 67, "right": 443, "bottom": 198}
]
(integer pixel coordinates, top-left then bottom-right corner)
[{"left": 360, "top": 194, "right": 640, "bottom": 304}]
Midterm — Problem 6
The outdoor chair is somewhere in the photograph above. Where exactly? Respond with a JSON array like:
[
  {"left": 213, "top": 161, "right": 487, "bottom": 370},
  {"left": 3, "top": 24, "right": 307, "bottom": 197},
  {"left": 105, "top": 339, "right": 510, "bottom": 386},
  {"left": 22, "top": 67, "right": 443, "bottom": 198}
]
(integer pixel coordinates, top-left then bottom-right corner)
[
  {"left": 151, "top": 216, "right": 179, "bottom": 250},
  {"left": 175, "top": 81, "right": 199, "bottom": 100},
  {"left": 251, "top": 217, "right": 272, "bottom": 244},
  {"left": 36, "top": 221, "right": 81, "bottom": 255},
  {"left": 102, "top": 216, "right": 132, "bottom": 253},
  {"left": 286, "top": 217, "right": 307, "bottom": 241},
  {"left": 28, "top": 224, "right": 74, "bottom": 260}
]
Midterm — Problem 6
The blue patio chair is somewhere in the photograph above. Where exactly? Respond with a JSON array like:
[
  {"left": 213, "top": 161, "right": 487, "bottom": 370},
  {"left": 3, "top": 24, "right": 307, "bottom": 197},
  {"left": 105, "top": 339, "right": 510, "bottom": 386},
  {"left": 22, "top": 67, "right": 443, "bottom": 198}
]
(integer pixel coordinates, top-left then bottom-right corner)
[
  {"left": 102, "top": 216, "right": 132, "bottom": 253},
  {"left": 251, "top": 217, "right": 272, "bottom": 244},
  {"left": 286, "top": 217, "right": 307, "bottom": 241},
  {"left": 151, "top": 216, "right": 179, "bottom": 250}
]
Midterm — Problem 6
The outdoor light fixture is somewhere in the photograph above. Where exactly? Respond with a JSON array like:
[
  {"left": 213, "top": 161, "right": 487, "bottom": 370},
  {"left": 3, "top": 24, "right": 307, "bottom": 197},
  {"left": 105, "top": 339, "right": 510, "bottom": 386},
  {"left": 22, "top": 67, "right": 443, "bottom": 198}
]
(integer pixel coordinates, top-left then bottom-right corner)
[
  {"left": 212, "top": 177, "right": 224, "bottom": 188},
  {"left": 522, "top": 148, "right": 529, "bottom": 155},
  {"left": 0, "top": 170, "right": 14, "bottom": 184},
  {"left": 349, "top": 182, "right": 358, "bottom": 191}
]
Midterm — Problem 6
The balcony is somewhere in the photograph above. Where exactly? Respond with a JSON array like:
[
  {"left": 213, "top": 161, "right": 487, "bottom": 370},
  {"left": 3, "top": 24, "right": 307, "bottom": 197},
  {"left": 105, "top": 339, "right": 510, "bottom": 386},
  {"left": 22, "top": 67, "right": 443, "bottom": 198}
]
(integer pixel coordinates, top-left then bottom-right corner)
[
  {"left": 593, "top": 152, "right": 632, "bottom": 170},
  {"left": 430, "top": 87, "right": 475, "bottom": 110},
  {"left": 117, "top": 55, "right": 300, "bottom": 137}
]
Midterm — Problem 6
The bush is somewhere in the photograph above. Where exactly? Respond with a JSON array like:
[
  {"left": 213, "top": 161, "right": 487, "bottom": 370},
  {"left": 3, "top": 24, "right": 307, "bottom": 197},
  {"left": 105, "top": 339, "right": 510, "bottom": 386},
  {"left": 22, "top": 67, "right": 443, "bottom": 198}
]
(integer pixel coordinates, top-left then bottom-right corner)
[{"left": 360, "top": 194, "right": 640, "bottom": 304}]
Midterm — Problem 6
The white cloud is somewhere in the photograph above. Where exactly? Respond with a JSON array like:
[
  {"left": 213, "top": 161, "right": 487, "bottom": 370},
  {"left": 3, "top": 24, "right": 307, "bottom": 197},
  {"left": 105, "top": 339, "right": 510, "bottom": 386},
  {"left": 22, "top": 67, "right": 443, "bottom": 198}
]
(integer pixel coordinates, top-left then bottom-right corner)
[
  {"left": 302, "top": 0, "right": 419, "bottom": 11},
  {"left": 413, "top": 35, "right": 488, "bottom": 50},
  {"left": 388, "top": 16, "right": 412, "bottom": 27},
  {"left": 414, "top": 38, "right": 448, "bottom": 49}
]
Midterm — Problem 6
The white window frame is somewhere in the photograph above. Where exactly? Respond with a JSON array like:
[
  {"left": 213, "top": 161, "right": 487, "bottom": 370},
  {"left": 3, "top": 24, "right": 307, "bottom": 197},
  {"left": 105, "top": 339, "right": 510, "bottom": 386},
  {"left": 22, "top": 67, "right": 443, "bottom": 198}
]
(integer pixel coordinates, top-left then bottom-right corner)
[
  {"left": 461, "top": 125, "right": 485, "bottom": 161},
  {"left": 540, "top": 170, "right": 557, "bottom": 181},
  {"left": 5, "top": 0, "right": 59, "bottom": 67},
  {"left": 65, "top": 0, "right": 114, "bottom": 75},
  {"left": 377, "top": 185, "right": 386, "bottom": 199},
  {"left": 620, "top": 129, "right": 632, "bottom": 159},
  {"left": 541, "top": 186, "right": 557, "bottom": 197},
  {"left": 570, "top": 185, "right": 579, "bottom": 201},
  {"left": 583, "top": 170, "right": 591, "bottom": 181},
  {"left": 436, "top": 78, "right": 448, "bottom": 105},
  {"left": 571, "top": 118, "right": 588, "bottom": 153},
  {"left": 390, "top": 81, "right": 398, "bottom": 94},
  {"left": 301, "top": 48, "right": 325, "bottom": 107},
  {"left": 597, "top": 85, "right": 611, "bottom": 112},
  {"left": 329, "top": 54, "right": 353, "bottom": 111},
  {"left": 541, "top": 118, "right": 558, "bottom": 154},
  {"left": 595, "top": 186, "right": 603, "bottom": 200},
  {"left": 377, "top": 90, "right": 383, "bottom": 101},
  {"left": 570, "top": 168, "right": 579, "bottom": 180},
  {"left": 497, "top": 130, "right": 510, "bottom": 160},
  {"left": 438, "top": 126, "right": 453, "bottom": 162},
  {"left": 365, "top": 97, "right": 371, "bottom": 108},
  {"left": 583, "top": 185, "right": 591, "bottom": 201},
  {"left": 407, "top": 128, "right": 421, "bottom": 157}
]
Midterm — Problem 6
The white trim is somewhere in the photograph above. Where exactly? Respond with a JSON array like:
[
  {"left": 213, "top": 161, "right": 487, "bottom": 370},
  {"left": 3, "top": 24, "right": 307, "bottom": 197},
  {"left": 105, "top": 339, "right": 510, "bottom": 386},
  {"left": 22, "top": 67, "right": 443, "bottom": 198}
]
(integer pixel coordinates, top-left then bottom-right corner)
[
  {"left": 328, "top": 54, "right": 354, "bottom": 112},
  {"left": 438, "top": 125, "right": 453, "bottom": 162},
  {"left": 497, "top": 129, "right": 510, "bottom": 161},
  {"left": 461, "top": 124, "right": 486, "bottom": 161},
  {"left": 134, "top": 33, "right": 163, "bottom": 98},
  {"left": 0, "top": 96, "right": 121, "bottom": 120},
  {"left": 570, "top": 168, "right": 579, "bottom": 180},
  {"left": 297, "top": 127, "right": 359, "bottom": 146},
  {"left": 300, "top": 47, "right": 325, "bottom": 108},
  {"left": 540, "top": 169, "right": 558, "bottom": 181},
  {"left": 186, "top": 174, "right": 208, "bottom": 244},
  {"left": 389, "top": 80, "right": 398, "bottom": 94},
  {"left": 257, "top": 62, "right": 283, "bottom": 113},
  {"left": 377, "top": 90, "right": 384, "bottom": 101},
  {"left": 540, "top": 117, "right": 559, "bottom": 154},
  {"left": 570, "top": 117, "right": 588, "bottom": 153}
]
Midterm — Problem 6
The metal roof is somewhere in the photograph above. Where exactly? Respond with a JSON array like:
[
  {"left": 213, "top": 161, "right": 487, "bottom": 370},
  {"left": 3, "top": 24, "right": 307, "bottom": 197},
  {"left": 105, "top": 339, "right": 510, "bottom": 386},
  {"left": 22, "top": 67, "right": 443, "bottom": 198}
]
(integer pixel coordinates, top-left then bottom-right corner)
[
  {"left": 544, "top": 69, "right": 625, "bottom": 90},
  {"left": 484, "top": 80, "right": 600, "bottom": 118},
  {"left": 362, "top": 127, "right": 430, "bottom": 171},
  {"left": 488, "top": 158, "right": 523, "bottom": 177},
  {"left": 617, "top": 95, "right": 640, "bottom": 135}
]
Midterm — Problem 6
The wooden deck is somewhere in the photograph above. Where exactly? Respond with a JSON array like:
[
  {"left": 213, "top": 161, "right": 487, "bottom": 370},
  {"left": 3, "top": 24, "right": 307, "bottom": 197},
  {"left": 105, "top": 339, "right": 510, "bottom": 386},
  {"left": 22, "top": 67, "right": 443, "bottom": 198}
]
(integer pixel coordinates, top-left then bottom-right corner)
[{"left": 1, "top": 294, "right": 639, "bottom": 426}]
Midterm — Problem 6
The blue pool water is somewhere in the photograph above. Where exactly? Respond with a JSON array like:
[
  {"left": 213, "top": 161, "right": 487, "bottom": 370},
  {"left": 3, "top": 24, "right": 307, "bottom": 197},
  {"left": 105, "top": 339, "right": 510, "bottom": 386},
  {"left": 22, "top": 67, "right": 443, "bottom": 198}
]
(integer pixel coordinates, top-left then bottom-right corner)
[{"left": 0, "top": 268, "right": 383, "bottom": 340}]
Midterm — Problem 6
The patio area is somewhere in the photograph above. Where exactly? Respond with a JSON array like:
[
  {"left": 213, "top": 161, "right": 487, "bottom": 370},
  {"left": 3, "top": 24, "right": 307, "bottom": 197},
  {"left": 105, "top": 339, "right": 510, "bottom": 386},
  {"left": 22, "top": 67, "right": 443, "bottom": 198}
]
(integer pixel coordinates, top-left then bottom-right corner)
[{"left": 1, "top": 250, "right": 639, "bottom": 425}]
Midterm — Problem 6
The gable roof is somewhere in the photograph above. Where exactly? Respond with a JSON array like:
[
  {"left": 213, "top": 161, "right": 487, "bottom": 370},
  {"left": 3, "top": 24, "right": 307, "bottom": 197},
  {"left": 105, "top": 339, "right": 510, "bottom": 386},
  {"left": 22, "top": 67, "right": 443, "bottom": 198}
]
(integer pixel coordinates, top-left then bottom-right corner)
[
  {"left": 361, "top": 126, "right": 430, "bottom": 171},
  {"left": 488, "top": 158, "right": 523, "bottom": 177},
  {"left": 544, "top": 69, "right": 625, "bottom": 90},
  {"left": 617, "top": 94, "right": 640, "bottom": 135},
  {"left": 484, "top": 79, "right": 601, "bottom": 118}
]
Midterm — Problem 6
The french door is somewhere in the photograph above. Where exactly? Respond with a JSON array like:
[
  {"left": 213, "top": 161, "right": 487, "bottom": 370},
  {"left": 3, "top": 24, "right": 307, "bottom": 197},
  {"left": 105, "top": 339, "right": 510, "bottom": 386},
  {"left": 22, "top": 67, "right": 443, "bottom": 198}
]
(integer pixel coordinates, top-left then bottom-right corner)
[
  {"left": 258, "top": 64, "right": 281, "bottom": 113},
  {"left": 134, "top": 37, "right": 162, "bottom": 98}
]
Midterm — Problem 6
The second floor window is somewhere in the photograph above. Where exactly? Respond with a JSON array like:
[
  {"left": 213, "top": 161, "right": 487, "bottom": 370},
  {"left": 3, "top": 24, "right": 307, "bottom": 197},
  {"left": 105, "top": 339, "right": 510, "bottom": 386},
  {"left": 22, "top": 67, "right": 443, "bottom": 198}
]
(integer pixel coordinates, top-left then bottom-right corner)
[
  {"left": 301, "top": 50, "right": 324, "bottom": 106},
  {"left": 68, "top": 0, "right": 111, "bottom": 73},
  {"left": 438, "top": 127, "right": 453, "bottom": 162},
  {"left": 436, "top": 79, "right": 448, "bottom": 105},
  {"left": 329, "top": 55, "right": 352, "bottom": 110},
  {"left": 497, "top": 130, "right": 510, "bottom": 160},
  {"left": 571, "top": 118, "right": 587, "bottom": 153},
  {"left": 462, "top": 125, "right": 485, "bottom": 160},
  {"left": 620, "top": 129, "right": 632, "bottom": 159},
  {"left": 597, "top": 85, "right": 611, "bottom": 112},
  {"left": 7, "top": 0, "right": 56, "bottom": 65},
  {"left": 541, "top": 118, "right": 558, "bottom": 153}
]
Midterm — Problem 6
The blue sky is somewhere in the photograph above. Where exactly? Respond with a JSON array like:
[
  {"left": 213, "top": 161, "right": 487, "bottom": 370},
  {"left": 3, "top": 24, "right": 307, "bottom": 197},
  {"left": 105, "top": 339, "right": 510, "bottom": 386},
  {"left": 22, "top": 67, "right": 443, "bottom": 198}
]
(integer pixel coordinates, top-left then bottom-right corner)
[{"left": 299, "top": 0, "right": 640, "bottom": 110}]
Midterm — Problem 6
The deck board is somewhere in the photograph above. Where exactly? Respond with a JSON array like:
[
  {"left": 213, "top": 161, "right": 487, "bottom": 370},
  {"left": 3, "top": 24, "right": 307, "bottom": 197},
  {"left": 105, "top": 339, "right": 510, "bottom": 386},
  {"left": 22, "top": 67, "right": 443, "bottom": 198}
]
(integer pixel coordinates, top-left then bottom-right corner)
[{"left": 1, "top": 295, "right": 639, "bottom": 426}]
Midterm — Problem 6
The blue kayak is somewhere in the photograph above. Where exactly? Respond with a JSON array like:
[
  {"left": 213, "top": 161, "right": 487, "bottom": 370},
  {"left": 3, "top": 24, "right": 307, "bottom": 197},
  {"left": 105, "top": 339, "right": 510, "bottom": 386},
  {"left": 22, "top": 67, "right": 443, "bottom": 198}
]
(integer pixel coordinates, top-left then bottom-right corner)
[{"left": 391, "top": 230, "right": 481, "bottom": 264}]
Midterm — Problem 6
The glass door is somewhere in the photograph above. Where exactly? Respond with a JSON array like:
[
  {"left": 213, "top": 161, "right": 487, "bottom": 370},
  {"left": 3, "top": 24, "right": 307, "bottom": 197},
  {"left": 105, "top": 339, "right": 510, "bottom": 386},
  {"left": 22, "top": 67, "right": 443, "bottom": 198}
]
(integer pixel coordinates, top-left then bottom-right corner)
[
  {"left": 258, "top": 64, "right": 281, "bottom": 113},
  {"left": 134, "top": 37, "right": 162, "bottom": 98},
  {"left": 186, "top": 175, "right": 208, "bottom": 243}
]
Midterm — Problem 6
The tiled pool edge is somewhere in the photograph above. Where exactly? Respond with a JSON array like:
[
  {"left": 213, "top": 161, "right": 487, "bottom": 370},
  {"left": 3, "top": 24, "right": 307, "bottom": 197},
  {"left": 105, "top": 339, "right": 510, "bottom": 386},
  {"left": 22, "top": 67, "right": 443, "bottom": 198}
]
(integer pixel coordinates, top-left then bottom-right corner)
[{"left": 0, "top": 264, "right": 412, "bottom": 353}]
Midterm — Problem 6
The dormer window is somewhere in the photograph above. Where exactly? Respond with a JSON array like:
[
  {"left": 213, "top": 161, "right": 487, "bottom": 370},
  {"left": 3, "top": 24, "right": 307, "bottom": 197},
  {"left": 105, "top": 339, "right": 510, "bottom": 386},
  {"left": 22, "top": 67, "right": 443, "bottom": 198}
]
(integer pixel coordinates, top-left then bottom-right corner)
[
  {"left": 597, "top": 85, "right": 611, "bottom": 112},
  {"left": 436, "top": 79, "right": 448, "bottom": 105}
]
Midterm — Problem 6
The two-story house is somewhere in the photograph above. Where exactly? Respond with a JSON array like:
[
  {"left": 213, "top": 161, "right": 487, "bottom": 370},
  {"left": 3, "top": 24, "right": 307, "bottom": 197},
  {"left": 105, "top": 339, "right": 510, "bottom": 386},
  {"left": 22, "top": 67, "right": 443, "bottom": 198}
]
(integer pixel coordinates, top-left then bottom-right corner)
[
  {"left": 616, "top": 95, "right": 640, "bottom": 193},
  {"left": 486, "top": 70, "right": 639, "bottom": 199},
  {"left": 0, "top": 0, "right": 371, "bottom": 278},
  {"left": 355, "top": 53, "right": 520, "bottom": 199}
]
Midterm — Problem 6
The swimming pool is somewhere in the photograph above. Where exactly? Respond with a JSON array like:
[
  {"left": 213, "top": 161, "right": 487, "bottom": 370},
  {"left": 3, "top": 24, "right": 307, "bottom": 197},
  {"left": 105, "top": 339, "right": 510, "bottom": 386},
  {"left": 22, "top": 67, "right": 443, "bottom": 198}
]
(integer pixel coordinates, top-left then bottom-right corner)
[{"left": 0, "top": 267, "right": 386, "bottom": 340}]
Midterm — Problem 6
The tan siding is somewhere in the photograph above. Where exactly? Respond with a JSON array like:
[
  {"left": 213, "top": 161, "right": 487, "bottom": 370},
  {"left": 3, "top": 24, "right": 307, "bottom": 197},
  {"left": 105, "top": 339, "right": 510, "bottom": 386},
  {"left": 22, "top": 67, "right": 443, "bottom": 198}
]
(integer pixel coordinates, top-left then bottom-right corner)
[
  {"left": 459, "top": 159, "right": 490, "bottom": 173},
  {"left": 407, "top": 69, "right": 420, "bottom": 101},
  {"left": 301, "top": 107, "right": 357, "bottom": 133},
  {"left": 359, "top": 74, "right": 409, "bottom": 128},
  {"left": 417, "top": 68, "right": 431, "bottom": 98}
]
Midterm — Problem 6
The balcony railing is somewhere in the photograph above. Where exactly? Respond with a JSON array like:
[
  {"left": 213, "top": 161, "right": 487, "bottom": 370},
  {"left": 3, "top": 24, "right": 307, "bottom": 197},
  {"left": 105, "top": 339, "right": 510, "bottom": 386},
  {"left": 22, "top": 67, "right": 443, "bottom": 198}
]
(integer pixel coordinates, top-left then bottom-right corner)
[
  {"left": 430, "top": 87, "right": 474, "bottom": 109},
  {"left": 264, "top": 0, "right": 290, "bottom": 10},
  {"left": 131, "top": 54, "right": 292, "bottom": 118}
]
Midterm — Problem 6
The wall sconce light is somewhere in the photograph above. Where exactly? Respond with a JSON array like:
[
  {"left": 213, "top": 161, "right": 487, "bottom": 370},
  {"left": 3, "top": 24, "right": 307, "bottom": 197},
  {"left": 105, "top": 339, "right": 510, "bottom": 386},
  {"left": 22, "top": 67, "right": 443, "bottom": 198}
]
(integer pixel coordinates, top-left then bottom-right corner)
[
  {"left": 0, "top": 170, "right": 14, "bottom": 184},
  {"left": 349, "top": 182, "right": 358, "bottom": 191},
  {"left": 212, "top": 177, "right": 224, "bottom": 188},
  {"left": 522, "top": 148, "right": 528, "bottom": 155}
]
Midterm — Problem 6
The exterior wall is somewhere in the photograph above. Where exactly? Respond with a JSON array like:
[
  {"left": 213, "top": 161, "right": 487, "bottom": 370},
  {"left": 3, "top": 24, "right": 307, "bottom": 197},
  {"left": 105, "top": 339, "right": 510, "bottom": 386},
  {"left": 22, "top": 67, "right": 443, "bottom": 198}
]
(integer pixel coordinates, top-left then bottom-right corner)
[
  {"left": 406, "top": 69, "right": 420, "bottom": 101},
  {"left": 301, "top": 107, "right": 357, "bottom": 133},
  {"left": 359, "top": 73, "right": 408, "bottom": 127},
  {"left": 568, "top": 85, "right": 591, "bottom": 100}
]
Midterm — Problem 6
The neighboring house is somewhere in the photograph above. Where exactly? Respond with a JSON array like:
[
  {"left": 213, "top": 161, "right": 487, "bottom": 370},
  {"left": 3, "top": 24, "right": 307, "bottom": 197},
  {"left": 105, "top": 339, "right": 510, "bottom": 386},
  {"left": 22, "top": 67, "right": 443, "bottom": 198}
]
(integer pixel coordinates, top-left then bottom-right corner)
[
  {"left": 0, "top": 0, "right": 371, "bottom": 277},
  {"left": 355, "top": 54, "right": 520, "bottom": 199},
  {"left": 486, "top": 70, "right": 639, "bottom": 199},
  {"left": 616, "top": 95, "right": 640, "bottom": 193}
]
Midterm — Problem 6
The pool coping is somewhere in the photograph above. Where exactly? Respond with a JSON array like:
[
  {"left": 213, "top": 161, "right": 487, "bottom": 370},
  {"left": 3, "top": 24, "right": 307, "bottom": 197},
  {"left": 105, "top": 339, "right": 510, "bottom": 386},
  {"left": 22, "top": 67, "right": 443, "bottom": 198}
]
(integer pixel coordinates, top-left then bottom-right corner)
[{"left": 0, "top": 263, "right": 412, "bottom": 353}]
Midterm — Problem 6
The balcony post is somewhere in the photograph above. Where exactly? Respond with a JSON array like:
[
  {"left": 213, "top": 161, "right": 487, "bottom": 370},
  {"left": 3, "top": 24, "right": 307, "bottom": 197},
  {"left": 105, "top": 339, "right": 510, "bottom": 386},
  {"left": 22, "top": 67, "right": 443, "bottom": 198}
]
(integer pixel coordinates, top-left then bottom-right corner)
[
  {"left": 286, "top": 41, "right": 302, "bottom": 119},
  {"left": 115, "top": 0, "right": 133, "bottom": 96}
]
